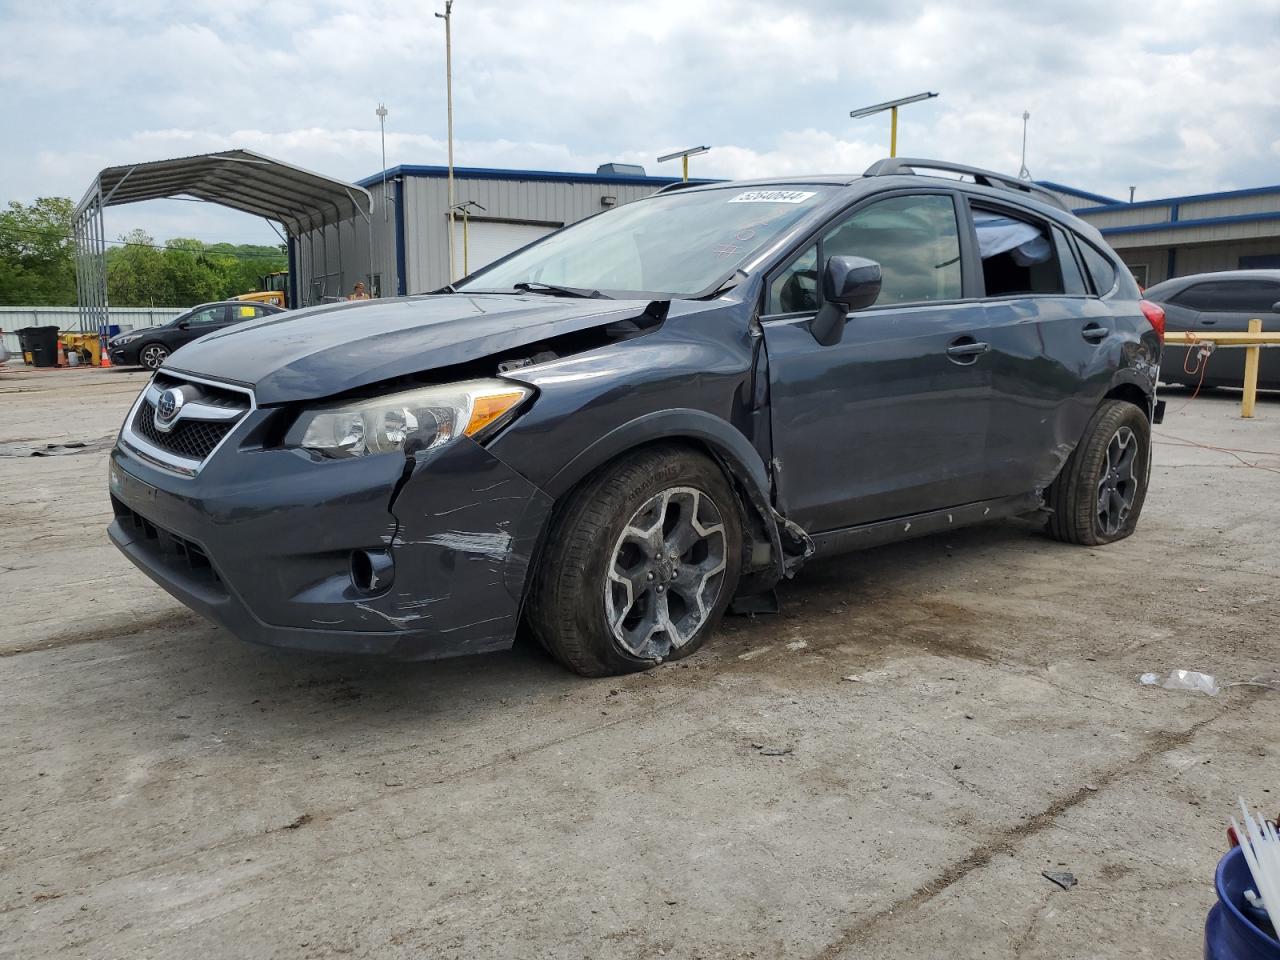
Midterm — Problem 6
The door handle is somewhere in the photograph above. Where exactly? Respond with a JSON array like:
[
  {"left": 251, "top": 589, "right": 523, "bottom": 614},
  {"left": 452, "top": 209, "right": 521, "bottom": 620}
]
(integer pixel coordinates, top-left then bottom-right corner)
[
  {"left": 1200, "top": 318, "right": 1218, "bottom": 325},
  {"left": 1081, "top": 322, "right": 1109, "bottom": 343},
  {"left": 946, "top": 337, "right": 990, "bottom": 363}
]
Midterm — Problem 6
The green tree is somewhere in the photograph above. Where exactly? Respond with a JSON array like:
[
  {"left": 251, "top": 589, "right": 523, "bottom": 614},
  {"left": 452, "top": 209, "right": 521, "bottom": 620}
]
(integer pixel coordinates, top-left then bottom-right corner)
[
  {"left": 1, "top": 196, "right": 288, "bottom": 307},
  {"left": 0, "top": 197, "right": 76, "bottom": 305},
  {"left": 106, "top": 229, "right": 171, "bottom": 306}
]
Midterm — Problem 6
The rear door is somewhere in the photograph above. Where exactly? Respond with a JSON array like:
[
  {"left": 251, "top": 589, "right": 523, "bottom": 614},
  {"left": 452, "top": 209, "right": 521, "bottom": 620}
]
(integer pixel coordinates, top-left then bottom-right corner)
[
  {"left": 761, "top": 190, "right": 999, "bottom": 532},
  {"left": 968, "top": 201, "right": 1117, "bottom": 498}
]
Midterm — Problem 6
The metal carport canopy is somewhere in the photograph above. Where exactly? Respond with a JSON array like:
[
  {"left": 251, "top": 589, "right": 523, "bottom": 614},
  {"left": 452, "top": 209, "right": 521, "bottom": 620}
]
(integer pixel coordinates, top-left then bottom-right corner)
[{"left": 76, "top": 148, "right": 372, "bottom": 232}]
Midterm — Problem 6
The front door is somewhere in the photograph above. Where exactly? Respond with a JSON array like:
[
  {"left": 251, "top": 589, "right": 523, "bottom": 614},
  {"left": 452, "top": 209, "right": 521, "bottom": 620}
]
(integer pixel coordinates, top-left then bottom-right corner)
[
  {"left": 175, "top": 305, "right": 230, "bottom": 347},
  {"left": 762, "top": 192, "right": 997, "bottom": 533}
]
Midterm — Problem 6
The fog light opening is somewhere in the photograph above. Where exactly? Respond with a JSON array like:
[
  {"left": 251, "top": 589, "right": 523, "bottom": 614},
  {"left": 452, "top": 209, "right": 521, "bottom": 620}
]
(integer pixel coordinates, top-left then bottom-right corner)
[{"left": 350, "top": 548, "right": 394, "bottom": 593}]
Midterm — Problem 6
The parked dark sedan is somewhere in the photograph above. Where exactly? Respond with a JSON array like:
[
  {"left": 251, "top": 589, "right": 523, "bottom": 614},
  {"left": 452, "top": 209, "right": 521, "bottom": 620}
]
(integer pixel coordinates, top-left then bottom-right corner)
[
  {"left": 108, "top": 158, "right": 1164, "bottom": 677},
  {"left": 107, "top": 301, "right": 284, "bottom": 370},
  {"left": 1145, "top": 270, "right": 1280, "bottom": 390}
]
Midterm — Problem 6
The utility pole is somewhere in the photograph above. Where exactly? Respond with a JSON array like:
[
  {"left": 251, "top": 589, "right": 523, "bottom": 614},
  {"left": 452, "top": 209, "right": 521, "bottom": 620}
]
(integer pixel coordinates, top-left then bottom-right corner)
[
  {"left": 376, "top": 103, "right": 389, "bottom": 221},
  {"left": 435, "top": 1, "right": 455, "bottom": 281},
  {"left": 1017, "top": 111, "right": 1032, "bottom": 180}
]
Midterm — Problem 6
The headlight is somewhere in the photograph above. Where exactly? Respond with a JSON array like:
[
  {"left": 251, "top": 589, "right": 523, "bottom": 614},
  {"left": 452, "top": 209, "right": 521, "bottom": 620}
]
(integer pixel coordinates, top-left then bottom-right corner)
[
  {"left": 111, "top": 334, "right": 141, "bottom": 346},
  {"left": 284, "top": 379, "right": 532, "bottom": 459}
]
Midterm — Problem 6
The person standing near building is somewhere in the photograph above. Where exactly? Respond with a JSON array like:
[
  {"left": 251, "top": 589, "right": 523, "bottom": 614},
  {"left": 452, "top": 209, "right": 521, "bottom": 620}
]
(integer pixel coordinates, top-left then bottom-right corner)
[{"left": 348, "top": 281, "right": 371, "bottom": 300}]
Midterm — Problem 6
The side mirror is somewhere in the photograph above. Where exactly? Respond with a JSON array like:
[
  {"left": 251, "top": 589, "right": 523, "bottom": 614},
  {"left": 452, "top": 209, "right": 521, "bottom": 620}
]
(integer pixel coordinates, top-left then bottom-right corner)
[
  {"left": 1271, "top": 300, "right": 1280, "bottom": 314},
  {"left": 176, "top": 320, "right": 190, "bottom": 329},
  {"left": 809, "top": 256, "right": 882, "bottom": 346}
]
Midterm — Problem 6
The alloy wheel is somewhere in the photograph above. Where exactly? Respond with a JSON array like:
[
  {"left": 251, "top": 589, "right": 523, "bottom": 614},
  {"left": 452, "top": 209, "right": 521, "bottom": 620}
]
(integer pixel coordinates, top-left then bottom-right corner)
[
  {"left": 604, "top": 486, "right": 728, "bottom": 660},
  {"left": 141, "top": 345, "right": 168, "bottom": 370},
  {"left": 1096, "top": 426, "right": 1138, "bottom": 536}
]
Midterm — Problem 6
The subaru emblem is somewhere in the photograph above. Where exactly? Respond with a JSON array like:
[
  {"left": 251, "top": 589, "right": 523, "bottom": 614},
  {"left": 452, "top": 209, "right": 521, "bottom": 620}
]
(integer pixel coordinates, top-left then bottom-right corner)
[{"left": 154, "top": 388, "right": 185, "bottom": 432}]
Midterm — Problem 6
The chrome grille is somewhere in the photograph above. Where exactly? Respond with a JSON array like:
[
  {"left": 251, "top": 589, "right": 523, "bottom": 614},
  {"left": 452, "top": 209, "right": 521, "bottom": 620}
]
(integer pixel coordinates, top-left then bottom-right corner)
[
  {"left": 120, "top": 371, "right": 253, "bottom": 474},
  {"left": 132, "top": 400, "right": 234, "bottom": 460}
]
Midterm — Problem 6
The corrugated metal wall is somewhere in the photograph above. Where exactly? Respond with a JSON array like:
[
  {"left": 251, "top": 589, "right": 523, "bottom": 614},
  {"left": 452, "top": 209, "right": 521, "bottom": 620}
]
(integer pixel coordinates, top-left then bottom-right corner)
[
  {"left": 293, "top": 179, "right": 397, "bottom": 306},
  {"left": 402, "top": 175, "right": 666, "bottom": 293},
  {"left": 0, "top": 306, "right": 183, "bottom": 356}
]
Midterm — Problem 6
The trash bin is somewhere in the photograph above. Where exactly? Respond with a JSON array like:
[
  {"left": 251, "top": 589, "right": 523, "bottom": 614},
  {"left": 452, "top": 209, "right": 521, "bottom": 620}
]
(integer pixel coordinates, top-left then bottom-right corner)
[
  {"left": 16, "top": 327, "right": 35, "bottom": 365},
  {"left": 1204, "top": 845, "right": 1280, "bottom": 959},
  {"left": 23, "top": 326, "right": 61, "bottom": 367}
]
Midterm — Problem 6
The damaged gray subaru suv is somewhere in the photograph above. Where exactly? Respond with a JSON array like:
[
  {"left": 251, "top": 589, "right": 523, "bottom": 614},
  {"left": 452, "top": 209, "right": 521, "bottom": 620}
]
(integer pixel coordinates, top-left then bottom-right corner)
[{"left": 108, "top": 158, "right": 1165, "bottom": 676}]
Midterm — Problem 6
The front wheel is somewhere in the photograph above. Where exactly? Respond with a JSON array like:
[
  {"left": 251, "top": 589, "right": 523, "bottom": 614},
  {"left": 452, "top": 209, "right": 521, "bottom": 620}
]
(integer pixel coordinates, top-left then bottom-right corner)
[
  {"left": 529, "top": 446, "right": 742, "bottom": 677},
  {"left": 139, "top": 343, "right": 170, "bottom": 370},
  {"left": 1046, "top": 400, "right": 1151, "bottom": 546}
]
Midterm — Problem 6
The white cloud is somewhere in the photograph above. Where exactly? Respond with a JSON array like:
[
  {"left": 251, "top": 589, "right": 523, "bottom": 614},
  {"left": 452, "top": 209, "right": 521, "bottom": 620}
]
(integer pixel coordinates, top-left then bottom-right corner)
[{"left": 3, "top": 0, "right": 1278, "bottom": 242}]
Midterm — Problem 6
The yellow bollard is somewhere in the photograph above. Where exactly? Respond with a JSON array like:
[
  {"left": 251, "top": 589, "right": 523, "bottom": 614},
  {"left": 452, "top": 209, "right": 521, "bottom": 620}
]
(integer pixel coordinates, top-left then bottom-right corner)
[{"left": 1241, "top": 318, "right": 1262, "bottom": 418}]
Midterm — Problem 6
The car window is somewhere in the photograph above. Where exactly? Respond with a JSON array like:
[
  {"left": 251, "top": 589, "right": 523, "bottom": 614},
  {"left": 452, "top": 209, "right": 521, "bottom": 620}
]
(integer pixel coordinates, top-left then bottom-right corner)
[
  {"left": 1169, "top": 279, "right": 1280, "bottom": 313},
  {"left": 767, "top": 194, "right": 962, "bottom": 313},
  {"left": 230, "top": 304, "right": 265, "bottom": 321},
  {"left": 1052, "top": 226, "right": 1088, "bottom": 295},
  {"left": 1077, "top": 241, "right": 1117, "bottom": 296},
  {"left": 186, "top": 306, "right": 225, "bottom": 326},
  {"left": 457, "top": 184, "right": 837, "bottom": 298},
  {"left": 971, "top": 206, "right": 1063, "bottom": 296}
]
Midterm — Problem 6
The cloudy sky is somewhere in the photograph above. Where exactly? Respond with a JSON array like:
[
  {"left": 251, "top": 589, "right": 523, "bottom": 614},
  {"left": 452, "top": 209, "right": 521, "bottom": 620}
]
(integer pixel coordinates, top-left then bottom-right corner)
[{"left": 3, "top": 0, "right": 1278, "bottom": 244}]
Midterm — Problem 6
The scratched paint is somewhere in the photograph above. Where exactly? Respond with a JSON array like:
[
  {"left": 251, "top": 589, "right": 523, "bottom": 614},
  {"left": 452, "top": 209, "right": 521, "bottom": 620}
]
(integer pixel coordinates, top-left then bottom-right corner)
[{"left": 415, "top": 530, "right": 513, "bottom": 561}]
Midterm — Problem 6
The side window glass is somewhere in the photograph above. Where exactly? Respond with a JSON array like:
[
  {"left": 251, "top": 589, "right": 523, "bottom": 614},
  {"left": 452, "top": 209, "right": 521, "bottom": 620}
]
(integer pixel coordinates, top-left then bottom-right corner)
[
  {"left": 769, "top": 244, "right": 818, "bottom": 313},
  {"left": 768, "top": 194, "right": 961, "bottom": 313},
  {"left": 972, "top": 207, "right": 1063, "bottom": 296},
  {"left": 1052, "top": 226, "right": 1087, "bottom": 295},
  {"left": 189, "top": 307, "right": 223, "bottom": 325},
  {"left": 1225, "top": 281, "right": 1280, "bottom": 313},
  {"left": 1077, "top": 241, "right": 1117, "bottom": 296}
]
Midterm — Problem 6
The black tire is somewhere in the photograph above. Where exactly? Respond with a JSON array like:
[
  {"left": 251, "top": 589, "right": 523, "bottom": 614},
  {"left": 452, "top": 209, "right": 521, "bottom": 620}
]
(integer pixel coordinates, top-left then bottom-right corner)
[
  {"left": 528, "top": 445, "right": 743, "bottom": 677},
  {"left": 1046, "top": 400, "right": 1151, "bottom": 546},
  {"left": 139, "top": 343, "right": 169, "bottom": 370}
]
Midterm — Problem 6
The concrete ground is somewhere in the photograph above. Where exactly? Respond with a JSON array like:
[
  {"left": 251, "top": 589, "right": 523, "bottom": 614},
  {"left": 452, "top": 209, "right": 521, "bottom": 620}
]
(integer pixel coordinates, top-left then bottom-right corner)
[{"left": 1, "top": 365, "right": 1277, "bottom": 960}]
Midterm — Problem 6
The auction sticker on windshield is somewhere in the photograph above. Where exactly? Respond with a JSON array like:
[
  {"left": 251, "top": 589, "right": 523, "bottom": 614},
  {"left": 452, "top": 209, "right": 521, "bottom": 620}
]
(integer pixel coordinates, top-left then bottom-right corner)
[{"left": 728, "top": 190, "right": 816, "bottom": 204}]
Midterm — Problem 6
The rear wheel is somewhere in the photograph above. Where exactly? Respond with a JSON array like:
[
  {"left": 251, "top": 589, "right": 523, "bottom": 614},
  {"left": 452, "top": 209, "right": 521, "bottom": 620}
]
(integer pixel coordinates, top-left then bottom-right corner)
[
  {"left": 139, "top": 343, "right": 169, "bottom": 370},
  {"left": 529, "top": 446, "right": 742, "bottom": 677},
  {"left": 1046, "top": 400, "right": 1150, "bottom": 546}
]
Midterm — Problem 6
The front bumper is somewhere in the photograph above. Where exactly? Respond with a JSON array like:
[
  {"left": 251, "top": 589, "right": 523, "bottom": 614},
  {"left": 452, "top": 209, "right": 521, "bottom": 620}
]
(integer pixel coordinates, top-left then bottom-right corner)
[
  {"left": 108, "top": 342, "right": 141, "bottom": 366},
  {"left": 108, "top": 418, "right": 553, "bottom": 660}
]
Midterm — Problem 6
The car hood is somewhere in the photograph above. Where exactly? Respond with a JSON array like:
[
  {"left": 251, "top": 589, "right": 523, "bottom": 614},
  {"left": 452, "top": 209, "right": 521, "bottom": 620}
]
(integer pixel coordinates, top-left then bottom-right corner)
[{"left": 163, "top": 294, "right": 657, "bottom": 404}]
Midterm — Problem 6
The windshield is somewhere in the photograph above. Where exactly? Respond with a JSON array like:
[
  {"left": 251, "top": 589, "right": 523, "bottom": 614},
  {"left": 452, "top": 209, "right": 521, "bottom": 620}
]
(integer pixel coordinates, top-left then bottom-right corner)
[{"left": 456, "top": 185, "right": 834, "bottom": 297}]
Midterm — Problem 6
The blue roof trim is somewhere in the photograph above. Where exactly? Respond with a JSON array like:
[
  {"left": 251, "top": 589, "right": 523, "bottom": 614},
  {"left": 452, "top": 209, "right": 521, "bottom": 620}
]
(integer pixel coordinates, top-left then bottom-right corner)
[
  {"left": 1035, "top": 180, "right": 1121, "bottom": 206},
  {"left": 357, "top": 164, "right": 701, "bottom": 189},
  {"left": 1076, "top": 183, "right": 1280, "bottom": 215},
  {"left": 1098, "top": 210, "right": 1280, "bottom": 236}
]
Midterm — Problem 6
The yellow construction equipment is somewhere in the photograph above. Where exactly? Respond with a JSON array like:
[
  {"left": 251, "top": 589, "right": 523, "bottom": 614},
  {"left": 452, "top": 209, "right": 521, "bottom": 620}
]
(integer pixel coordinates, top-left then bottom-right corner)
[{"left": 235, "top": 271, "right": 289, "bottom": 308}]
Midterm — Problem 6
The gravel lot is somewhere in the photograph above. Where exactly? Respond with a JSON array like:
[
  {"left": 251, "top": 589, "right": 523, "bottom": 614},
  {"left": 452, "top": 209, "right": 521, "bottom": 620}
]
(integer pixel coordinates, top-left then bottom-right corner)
[{"left": 2, "top": 365, "right": 1277, "bottom": 959}]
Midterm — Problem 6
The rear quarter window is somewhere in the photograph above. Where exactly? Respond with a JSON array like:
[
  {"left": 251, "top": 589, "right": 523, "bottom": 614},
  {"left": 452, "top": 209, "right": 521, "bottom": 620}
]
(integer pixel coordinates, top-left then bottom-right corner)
[{"left": 1077, "top": 241, "right": 1117, "bottom": 296}]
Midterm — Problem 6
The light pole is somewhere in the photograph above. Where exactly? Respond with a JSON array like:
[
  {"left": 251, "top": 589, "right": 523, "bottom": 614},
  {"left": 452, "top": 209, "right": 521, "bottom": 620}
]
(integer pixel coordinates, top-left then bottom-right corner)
[
  {"left": 376, "top": 103, "right": 389, "bottom": 221},
  {"left": 849, "top": 91, "right": 938, "bottom": 158},
  {"left": 656, "top": 145, "right": 711, "bottom": 182},
  {"left": 1018, "top": 110, "right": 1032, "bottom": 181},
  {"left": 450, "top": 200, "right": 485, "bottom": 276},
  {"left": 435, "top": 1, "right": 455, "bottom": 281}
]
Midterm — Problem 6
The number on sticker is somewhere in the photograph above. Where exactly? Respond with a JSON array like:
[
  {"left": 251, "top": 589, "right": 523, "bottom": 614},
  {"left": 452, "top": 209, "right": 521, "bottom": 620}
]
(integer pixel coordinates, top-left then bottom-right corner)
[{"left": 728, "top": 190, "right": 816, "bottom": 204}]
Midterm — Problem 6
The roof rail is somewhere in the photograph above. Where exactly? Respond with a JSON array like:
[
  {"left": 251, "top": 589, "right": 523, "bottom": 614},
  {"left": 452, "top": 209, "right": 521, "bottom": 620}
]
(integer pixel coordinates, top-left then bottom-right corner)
[
  {"left": 654, "top": 180, "right": 704, "bottom": 195},
  {"left": 863, "top": 158, "right": 1070, "bottom": 212}
]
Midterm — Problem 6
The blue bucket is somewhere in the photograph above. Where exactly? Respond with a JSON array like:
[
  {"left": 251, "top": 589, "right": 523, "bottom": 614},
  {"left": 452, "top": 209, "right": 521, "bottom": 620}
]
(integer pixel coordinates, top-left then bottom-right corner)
[{"left": 1205, "top": 845, "right": 1280, "bottom": 959}]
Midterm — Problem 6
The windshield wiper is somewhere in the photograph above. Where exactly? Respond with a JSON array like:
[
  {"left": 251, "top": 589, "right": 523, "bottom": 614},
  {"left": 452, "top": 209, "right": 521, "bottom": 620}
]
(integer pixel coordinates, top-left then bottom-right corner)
[{"left": 513, "top": 281, "right": 610, "bottom": 299}]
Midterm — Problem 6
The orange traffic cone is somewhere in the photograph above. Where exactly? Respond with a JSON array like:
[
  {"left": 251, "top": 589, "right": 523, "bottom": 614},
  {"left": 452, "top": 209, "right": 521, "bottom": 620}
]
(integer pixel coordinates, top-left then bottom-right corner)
[
  {"left": 57, "top": 338, "right": 68, "bottom": 368},
  {"left": 100, "top": 348, "right": 111, "bottom": 368}
]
